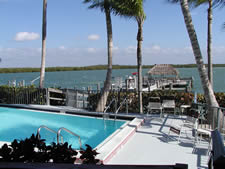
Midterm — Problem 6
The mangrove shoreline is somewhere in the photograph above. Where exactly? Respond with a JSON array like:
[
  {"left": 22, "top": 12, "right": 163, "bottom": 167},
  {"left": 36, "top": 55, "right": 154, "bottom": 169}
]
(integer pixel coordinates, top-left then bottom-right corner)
[{"left": 0, "top": 64, "right": 225, "bottom": 74}]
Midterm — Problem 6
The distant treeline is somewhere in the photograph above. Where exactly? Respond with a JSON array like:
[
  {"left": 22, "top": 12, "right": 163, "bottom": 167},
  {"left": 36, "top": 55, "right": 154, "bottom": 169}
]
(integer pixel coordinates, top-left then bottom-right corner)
[{"left": 0, "top": 64, "right": 225, "bottom": 73}]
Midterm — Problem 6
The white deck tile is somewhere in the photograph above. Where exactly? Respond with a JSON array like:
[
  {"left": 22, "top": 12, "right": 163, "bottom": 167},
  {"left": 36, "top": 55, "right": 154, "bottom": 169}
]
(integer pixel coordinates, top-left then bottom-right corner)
[{"left": 107, "top": 115, "right": 210, "bottom": 169}]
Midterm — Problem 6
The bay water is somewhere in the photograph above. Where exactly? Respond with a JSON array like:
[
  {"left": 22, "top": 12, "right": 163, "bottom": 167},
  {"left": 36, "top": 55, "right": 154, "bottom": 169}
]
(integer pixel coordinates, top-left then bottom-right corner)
[{"left": 0, "top": 67, "right": 225, "bottom": 93}]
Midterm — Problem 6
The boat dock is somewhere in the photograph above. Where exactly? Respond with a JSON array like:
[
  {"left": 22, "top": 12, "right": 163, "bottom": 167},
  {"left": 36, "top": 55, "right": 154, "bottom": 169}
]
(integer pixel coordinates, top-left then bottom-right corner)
[{"left": 112, "top": 64, "right": 193, "bottom": 92}]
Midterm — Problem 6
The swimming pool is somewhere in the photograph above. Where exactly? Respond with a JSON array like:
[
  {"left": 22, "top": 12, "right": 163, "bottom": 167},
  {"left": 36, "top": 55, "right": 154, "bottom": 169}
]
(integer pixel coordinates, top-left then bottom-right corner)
[{"left": 0, "top": 107, "right": 126, "bottom": 149}]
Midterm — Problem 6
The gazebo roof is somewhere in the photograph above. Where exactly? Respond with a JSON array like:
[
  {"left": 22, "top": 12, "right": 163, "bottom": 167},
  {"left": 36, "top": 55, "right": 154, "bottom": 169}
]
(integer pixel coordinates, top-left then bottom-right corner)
[{"left": 147, "top": 64, "right": 179, "bottom": 76}]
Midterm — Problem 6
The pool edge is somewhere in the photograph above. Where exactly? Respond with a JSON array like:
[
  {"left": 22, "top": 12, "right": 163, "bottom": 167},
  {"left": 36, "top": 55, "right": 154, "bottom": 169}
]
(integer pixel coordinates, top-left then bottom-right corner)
[{"left": 96, "top": 117, "right": 144, "bottom": 164}]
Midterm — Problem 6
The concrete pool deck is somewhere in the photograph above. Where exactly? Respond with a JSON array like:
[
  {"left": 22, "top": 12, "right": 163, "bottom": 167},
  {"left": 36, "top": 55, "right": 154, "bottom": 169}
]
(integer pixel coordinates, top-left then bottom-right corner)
[{"left": 107, "top": 115, "right": 210, "bottom": 169}]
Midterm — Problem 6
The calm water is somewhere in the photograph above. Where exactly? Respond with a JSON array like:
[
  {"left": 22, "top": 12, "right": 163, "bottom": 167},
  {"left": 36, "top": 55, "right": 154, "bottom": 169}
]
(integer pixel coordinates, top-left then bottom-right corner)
[
  {"left": 0, "top": 67, "right": 225, "bottom": 93},
  {"left": 0, "top": 107, "right": 125, "bottom": 149}
]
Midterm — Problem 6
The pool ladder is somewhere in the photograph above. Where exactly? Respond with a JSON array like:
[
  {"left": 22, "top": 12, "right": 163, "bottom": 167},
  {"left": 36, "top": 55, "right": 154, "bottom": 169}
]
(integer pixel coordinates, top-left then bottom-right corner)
[{"left": 37, "top": 125, "right": 82, "bottom": 149}]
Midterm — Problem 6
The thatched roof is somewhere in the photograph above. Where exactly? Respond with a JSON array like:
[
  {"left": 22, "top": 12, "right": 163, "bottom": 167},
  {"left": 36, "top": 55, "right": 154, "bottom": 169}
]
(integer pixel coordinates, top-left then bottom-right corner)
[{"left": 148, "top": 64, "right": 179, "bottom": 77}]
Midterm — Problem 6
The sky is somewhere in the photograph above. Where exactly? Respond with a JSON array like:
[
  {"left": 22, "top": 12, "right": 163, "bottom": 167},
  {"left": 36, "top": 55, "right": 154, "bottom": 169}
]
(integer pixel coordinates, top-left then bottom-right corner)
[{"left": 0, "top": 0, "right": 224, "bottom": 68}]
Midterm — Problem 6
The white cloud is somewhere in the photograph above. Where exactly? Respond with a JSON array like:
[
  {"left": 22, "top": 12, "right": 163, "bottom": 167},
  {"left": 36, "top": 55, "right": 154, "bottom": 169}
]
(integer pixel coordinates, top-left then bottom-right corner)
[
  {"left": 152, "top": 45, "right": 161, "bottom": 51},
  {"left": 1, "top": 46, "right": 225, "bottom": 68},
  {"left": 14, "top": 32, "right": 40, "bottom": 41},
  {"left": 125, "top": 46, "right": 136, "bottom": 54},
  {"left": 59, "top": 46, "right": 66, "bottom": 50},
  {"left": 113, "top": 46, "right": 119, "bottom": 51},
  {"left": 88, "top": 34, "right": 100, "bottom": 41},
  {"left": 87, "top": 48, "right": 97, "bottom": 53}
]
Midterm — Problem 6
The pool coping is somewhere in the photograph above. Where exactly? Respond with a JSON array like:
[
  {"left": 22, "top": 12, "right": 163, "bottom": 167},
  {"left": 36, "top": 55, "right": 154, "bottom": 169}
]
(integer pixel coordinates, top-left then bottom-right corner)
[
  {"left": 0, "top": 104, "right": 135, "bottom": 120},
  {"left": 96, "top": 117, "right": 144, "bottom": 164}
]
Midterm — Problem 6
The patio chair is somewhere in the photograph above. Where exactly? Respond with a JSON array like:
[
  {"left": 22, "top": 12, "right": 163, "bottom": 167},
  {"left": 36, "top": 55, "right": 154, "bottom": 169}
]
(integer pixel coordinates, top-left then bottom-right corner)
[
  {"left": 147, "top": 102, "right": 163, "bottom": 118},
  {"left": 146, "top": 97, "right": 164, "bottom": 118},
  {"left": 162, "top": 99, "right": 176, "bottom": 114},
  {"left": 167, "top": 116, "right": 198, "bottom": 143}
]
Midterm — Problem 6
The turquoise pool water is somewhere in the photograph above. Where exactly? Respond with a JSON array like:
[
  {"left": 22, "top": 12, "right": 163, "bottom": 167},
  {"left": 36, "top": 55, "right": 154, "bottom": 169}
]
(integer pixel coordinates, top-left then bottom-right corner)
[{"left": 0, "top": 107, "right": 125, "bottom": 149}]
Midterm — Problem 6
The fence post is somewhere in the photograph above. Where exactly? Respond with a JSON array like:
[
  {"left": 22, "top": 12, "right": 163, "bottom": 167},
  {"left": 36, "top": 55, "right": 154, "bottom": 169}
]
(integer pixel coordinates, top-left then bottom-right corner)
[
  {"left": 75, "top": 90, "right": 78, "bottom": 108},
  {"left": 83, "top": 92, "right": 85, "bottom": 109},
  {"left": 46, "top": 88, "right": 50, "bottom": 105},
  {"left": 97, "top": 83, "right": 100, "bottom": 93},
  {"left": 217, "top": 107, "right": 220, "bottom": 130}
]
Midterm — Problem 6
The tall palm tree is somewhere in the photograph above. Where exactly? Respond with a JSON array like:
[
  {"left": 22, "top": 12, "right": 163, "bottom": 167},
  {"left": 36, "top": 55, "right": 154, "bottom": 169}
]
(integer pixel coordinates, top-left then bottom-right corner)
[
  {"left": 136, "top": 14, "right": 145, "bottom": 114},
  {"left": 40, "top": 0, "right": 47, "bottom": 88},
  {"left": 189, "top": 0, "right": 214, "bottom": 88},
  {"left": 168, "top": 0, "right": 221, "bottom": 127},
  {"left": 83, "top": 0, "right": 114, "bottom": 112},
  {"left": 112, "top": 0, "right": 146, "bottom": 114},
  {"left": 190, "top": 0, "right": 225, "bottom": 89}
]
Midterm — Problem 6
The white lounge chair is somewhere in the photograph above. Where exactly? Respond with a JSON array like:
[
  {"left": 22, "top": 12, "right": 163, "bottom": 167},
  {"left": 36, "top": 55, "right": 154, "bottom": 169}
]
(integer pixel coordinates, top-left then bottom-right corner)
[
  {"left": 147, "top": 101, "right": 163, "bottom": 118},
  {"left": 162, "top": 100, "right": 176, "bottom": 114}
]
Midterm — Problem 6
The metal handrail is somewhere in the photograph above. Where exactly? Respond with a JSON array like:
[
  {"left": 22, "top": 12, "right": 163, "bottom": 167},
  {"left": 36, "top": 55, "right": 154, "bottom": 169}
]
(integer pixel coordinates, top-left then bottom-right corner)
[
  {"left": 57, "top": 127, "right": 82, "bottom": 150},
  {"left": 114, "top": 98, "right": 127, "bottom": 120},
  {"left": 37, "top": 125, "right": 58, "bottom": 140},
  {"left": 30, "top": 76, "right": 40, "bottom": 84},
  {"left": 115, "top": 98, "right": 127, "bottom": 114},
  {"left": 104, "top": 98, "right": 116, "bottom": 113}
]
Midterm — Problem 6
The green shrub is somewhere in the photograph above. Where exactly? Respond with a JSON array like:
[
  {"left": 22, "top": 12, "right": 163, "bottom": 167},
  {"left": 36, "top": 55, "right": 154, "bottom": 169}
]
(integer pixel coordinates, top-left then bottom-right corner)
[
  {"left": 88, "top": 91, "right": 225, "bottom": 113},
  {"left": 0, "top": 134, "right": 99, "bottom": 164}
]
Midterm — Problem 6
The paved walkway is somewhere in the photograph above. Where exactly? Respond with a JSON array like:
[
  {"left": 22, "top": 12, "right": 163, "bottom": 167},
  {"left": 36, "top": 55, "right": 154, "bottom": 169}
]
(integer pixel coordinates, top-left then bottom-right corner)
[{"left": 107, "top": 115, "right": 209, "bottom": 169}]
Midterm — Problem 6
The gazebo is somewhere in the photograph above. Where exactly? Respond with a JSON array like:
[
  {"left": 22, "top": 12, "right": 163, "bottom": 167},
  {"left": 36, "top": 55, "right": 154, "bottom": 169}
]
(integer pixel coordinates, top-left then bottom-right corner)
[{"left": 147, "top": 64, "right": 179, "bottom": 80}]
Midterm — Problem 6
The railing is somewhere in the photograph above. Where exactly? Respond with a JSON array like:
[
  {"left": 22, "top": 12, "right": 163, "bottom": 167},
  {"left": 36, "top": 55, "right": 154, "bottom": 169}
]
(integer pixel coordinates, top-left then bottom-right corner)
[
  {"left": 37, "top": 125, "right": 58, "bottom": 140},
  {"left": 30, "top": 76, "right": 40, "bottom": 85},
  {"left": 64, "top": 89, "right": 89, "bottom": 109},
  {"left": 190, "top": 103, "right": 225, "bottom": 133},
  {"left": 0, "top": 87, "right": 47, "bottom": 105},
  {"left": 57, "top": 127, "right": 82, "bottom": 150},
  {"left": 37, "top": 126, "right": 82, "bottom": 150},
  {"left": 114, "top": 98, "right": 128, "bottom": 120},
  {"left": 209, "top": 106, "right": 225, "bottom": 133},
  {"left": 104, "top": 98, "right": 116, "bottom": 113}
]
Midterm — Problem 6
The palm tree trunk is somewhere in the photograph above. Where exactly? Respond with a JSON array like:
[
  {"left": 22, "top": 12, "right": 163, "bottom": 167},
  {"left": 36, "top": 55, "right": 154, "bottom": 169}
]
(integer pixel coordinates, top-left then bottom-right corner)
[
  {"left": 180, "top": 0, "right": 220, "bottom": 128},
  {"left": 136, "top": 18, "right": 143, "bottom": 114},
  {"left": 96, "top": 8, "right": 113, "bottom": 112},
  {"left": 207, "top": 0, "right": 213, "bottom": 87},
  {"left": 40, "top": 0, "right": 47, "bottom": 88}
]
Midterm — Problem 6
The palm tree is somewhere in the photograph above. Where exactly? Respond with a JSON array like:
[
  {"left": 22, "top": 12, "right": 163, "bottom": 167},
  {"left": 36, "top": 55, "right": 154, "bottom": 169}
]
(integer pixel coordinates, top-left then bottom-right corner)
[
  {"left": 83, "top": 0, "right": 114, "bottom": 112},
  {"left": 189, "top": 0, "right": 218, "bottom": 88},
  {"left": 136, "top": 14, "right": 145, "bottom": 114},
  {"left": 112, "top": 0, "right": 146, "bottom": 114},
  {"left": 199, "top": 0, "right": 213, "bottom": 87},
  {"left": 40, "top": 0, "right": 47, "bottom": 88},
  {"left": 168, "top": 0, "right": 221, "bottom": 127}
]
